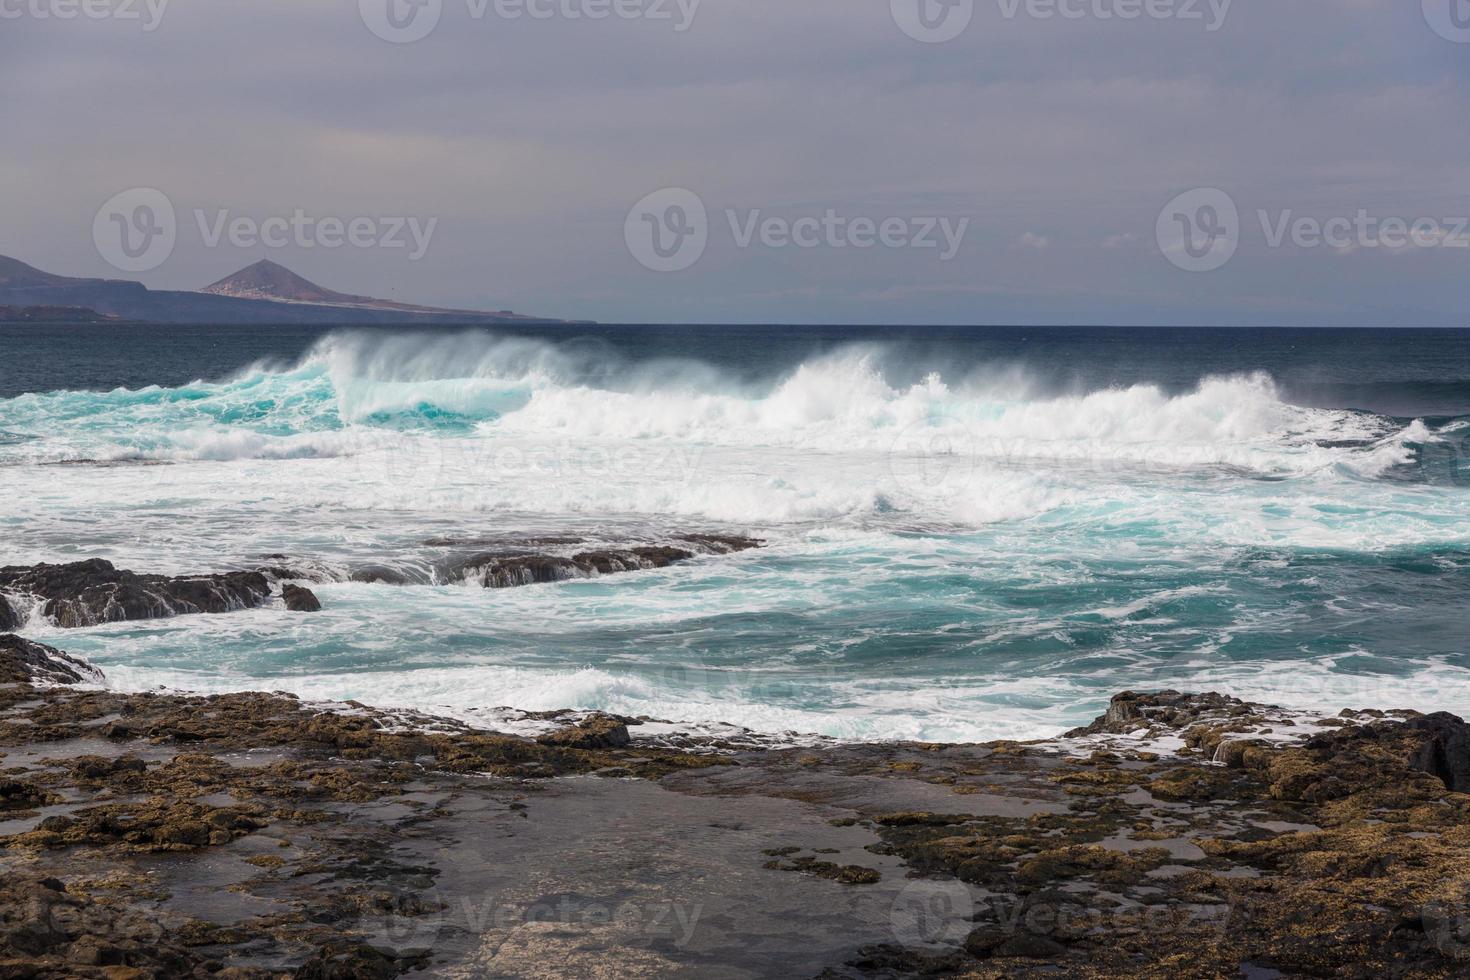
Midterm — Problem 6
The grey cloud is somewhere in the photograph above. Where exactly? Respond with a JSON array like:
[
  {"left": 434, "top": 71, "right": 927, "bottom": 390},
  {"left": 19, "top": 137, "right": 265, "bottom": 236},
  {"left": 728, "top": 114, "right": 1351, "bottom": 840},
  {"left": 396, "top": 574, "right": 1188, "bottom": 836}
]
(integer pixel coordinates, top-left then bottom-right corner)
[{"left": 1, "top": 0, "right": 1467, "bottom": 324}]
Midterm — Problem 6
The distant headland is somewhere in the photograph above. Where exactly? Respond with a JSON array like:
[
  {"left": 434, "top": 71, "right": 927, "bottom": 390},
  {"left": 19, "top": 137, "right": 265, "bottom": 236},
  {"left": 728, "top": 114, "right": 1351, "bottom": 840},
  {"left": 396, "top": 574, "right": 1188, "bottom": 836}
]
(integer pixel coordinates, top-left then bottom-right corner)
[
  {"left": 0, "top": 304, "right": 122, "bottom": 324},
  {"left": 0, "top": 255, "right": 585, "bottom": 325}
]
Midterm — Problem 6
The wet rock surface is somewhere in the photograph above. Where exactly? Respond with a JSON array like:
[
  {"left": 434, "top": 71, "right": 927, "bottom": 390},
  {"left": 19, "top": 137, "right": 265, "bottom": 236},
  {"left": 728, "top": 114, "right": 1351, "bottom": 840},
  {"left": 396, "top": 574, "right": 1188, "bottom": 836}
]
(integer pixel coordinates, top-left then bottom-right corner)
[
  {"left": 534, "top": 712, "right": 632, "bottom": 750},
  {"left": 1, "top": 668, "right": 1468, "bottom": 977},
  {"left": 1407, "top": 712, "right": 1470, "bottom": 793},
  {"left": 244, "top": 534, "right": 764, "bottom": 592},
  {"left": 0, "top": 559, "right": 274, "bottom": 628},
  {"left": 454, "top": 534, "right": 763, "bottom": 589},
  {"left": 0, "top": 634, "right": 103, "bottom": 685},
  {"left": 281, "top": 584, "right": 322, "bottom": 613}
]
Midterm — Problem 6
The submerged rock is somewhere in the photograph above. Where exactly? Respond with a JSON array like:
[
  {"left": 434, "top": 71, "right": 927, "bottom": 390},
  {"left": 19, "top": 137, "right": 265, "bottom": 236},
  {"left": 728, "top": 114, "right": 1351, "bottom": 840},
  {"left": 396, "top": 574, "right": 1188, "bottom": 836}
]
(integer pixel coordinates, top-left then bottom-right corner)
[
  {"left": 0, "top": 634, "right": 103, "bottom": 685},
  {"left": 0, "top": 558, "right": 274, "bottom": 628},
  {"left": 349, "top": 564, "right": 411, "bottom": 585},
  {"left": 677, "top": 533, "right": 764, "bottom": 554},
  {"left": 282, "top": 583, "right": 323, "bottom": 612},
  {"left": 455, "top": 534, "right": 763, "bottom": 589}
]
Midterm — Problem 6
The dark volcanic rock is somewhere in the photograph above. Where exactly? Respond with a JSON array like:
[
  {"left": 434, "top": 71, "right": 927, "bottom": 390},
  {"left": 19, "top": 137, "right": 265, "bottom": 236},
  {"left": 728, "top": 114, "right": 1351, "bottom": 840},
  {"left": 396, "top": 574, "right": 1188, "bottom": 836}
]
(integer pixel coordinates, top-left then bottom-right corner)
[
  {"left": 282, "top": 583, "right": 323, "bottom": 612},
  {"left": 1406, "top": 712, "right": 1470, "bottom": 792},
  {"left": 1065, "top": 689, "right": 1252, "bottom": 737},
  {"left": 2, "top": 681, "right": 1470, "bottom": 977},
  {"left": 537, "top": 713, "right": 633, "bottom": 750},
  {"left": 0, "top": 594, "right": 17, "bottom": 631},
  {"left": 464, "top": 553, "right": 591, "bottom": 588},
  {"left": 0, "top": 558, "right": 272, "bottom": 628},
  {"left": 460, "top": 548, "right": 698, "bottom": 588},
  {"left": 0, "top": 634, "right": 102, "bottom": 685},
  {"left": 349, "top": 565, "right": 410, "bottom": 585},
  {"left": 678, "top": 533, "right": 764, "bottom": 553},
  {"left": 456, "top": 535, "right": 763, "bottom": 589},
  {"left": 296, "top": 943, "right": 429, "bottom": 979}
]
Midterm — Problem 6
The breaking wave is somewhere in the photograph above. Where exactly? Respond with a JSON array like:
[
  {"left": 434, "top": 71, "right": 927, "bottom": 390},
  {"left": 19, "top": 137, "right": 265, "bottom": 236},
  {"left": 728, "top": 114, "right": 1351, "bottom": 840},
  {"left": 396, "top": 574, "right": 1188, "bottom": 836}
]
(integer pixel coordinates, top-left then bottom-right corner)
[{"left": 0, "top": 329, "right": 1454, "bottom": 477}]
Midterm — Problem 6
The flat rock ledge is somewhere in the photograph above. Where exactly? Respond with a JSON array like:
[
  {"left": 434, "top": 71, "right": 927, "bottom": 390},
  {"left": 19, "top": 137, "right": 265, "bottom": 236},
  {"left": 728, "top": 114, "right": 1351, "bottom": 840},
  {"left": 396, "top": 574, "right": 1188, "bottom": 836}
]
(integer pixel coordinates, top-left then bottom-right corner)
[{"left": 2, "top": 655, "right": 1469, "bottom": 978}]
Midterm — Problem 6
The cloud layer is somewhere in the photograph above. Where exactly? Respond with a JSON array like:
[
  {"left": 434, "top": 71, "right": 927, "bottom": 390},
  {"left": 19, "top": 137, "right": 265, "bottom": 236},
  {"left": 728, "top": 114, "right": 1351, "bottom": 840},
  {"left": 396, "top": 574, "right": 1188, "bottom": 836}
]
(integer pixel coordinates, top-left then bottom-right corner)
[{"left": 2, "top": 0, "right": 1467, "bottom": 324}]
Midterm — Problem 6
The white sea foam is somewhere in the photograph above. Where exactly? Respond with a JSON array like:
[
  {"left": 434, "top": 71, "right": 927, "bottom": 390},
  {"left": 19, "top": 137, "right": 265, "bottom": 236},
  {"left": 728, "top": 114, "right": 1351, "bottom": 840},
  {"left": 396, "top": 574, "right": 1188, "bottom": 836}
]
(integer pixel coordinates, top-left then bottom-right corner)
[
  {"left": 90, "top": 654, "right": 1470, "bottom": 746},
  {"left": 6, "top": 330, "right": 1469, "bottom": 743}
]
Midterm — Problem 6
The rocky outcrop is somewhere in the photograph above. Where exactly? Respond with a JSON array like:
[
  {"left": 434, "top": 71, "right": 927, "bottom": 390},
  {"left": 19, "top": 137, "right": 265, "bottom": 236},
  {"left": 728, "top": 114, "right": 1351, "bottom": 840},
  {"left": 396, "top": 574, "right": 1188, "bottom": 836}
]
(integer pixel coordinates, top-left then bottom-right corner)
[
  {"left": 281, "top": 584, "right": 322, "bottom": 612},
  {"left": 348, "top": 565, "right": 410, "bottom": 585},
  {"left": 0, "top": 541, "right": 762, "bottom": 626},
  {"left": 456, "top": 534, "right": 763, "bottom": 589},
  {"left": 1063, "top": 689, "right": 1254, "bottom": 737},
  {"left": 0, "top": 634, "right": 102, "bottom": 685},
  {"left": 1407, "top": 712, "right": 1470, "bottom": 792},
  {"left": 0, "top": 559, "right": 273, "bottom": 628},
  {"left": 8, "top": 659, "right": 1469, "bottom": 977},
  {"left": 536, "top": 713, "right": 633, "bottom": 750}
]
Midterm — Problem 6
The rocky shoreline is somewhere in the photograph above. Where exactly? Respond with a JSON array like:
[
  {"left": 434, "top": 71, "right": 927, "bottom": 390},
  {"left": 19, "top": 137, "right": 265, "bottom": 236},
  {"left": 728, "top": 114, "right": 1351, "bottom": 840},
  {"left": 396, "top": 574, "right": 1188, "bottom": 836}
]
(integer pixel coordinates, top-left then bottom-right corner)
[
  {"left": 3, "top": 632, "right": 1470, "bottom": 978},
  {"left": 0, "top": 539, "right": 763, "bottom": 632}
]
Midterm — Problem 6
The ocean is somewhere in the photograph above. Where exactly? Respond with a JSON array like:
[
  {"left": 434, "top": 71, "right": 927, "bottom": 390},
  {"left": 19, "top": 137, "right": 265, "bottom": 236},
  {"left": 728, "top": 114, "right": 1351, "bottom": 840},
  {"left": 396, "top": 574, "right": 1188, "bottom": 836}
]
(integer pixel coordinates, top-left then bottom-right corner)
[{"left": 2, "top": 323, "right": 1468, "bottom": 742}]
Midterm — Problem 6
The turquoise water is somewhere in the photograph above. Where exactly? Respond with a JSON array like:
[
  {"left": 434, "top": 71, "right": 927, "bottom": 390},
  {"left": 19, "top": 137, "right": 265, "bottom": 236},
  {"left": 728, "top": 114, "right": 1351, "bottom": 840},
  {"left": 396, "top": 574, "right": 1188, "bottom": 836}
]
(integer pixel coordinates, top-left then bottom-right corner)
[{"left": 2, "top": 325, "right": 1468, "bottom": 740}]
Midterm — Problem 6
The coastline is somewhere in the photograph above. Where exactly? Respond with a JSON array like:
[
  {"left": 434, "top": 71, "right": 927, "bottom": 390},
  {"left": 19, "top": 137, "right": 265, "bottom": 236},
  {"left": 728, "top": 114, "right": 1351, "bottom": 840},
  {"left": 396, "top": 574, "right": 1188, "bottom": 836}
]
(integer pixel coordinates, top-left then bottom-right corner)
[{"left": 4, "top": 633, "right": 1470, "bottom": 978}]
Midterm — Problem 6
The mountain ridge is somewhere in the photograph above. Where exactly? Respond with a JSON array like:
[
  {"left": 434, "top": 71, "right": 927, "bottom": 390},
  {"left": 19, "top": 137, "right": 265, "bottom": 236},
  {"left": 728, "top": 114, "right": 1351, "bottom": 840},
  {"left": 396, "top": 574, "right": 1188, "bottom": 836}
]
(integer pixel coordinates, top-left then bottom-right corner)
[
  {"left": 0, "top": 255, "right": 582, "bottom": 325},
  {"left": 202, "top": 259, "right": 372, "bottom": 305}
]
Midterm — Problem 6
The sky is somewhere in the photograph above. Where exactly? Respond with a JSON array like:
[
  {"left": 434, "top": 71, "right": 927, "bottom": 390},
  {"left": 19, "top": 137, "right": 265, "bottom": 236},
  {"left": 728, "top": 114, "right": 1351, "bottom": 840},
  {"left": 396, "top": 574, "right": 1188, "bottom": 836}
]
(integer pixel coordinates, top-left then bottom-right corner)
[{"left": 2, "top": 0, "right": 1468, "bottom": 325}]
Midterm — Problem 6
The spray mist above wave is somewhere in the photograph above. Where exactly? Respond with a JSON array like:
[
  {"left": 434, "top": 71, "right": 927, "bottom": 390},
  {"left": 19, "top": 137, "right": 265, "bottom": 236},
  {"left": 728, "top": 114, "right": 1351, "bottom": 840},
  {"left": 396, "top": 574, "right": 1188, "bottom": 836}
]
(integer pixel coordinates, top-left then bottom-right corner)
[
  {"left": 0, "top": 329, "right": 1453, "bottom": 480},
  {"left": 230, "top": 331, "right": 1404, "bottom": 463},
  {"left": 213, "top": 339, "right": 1444, "bottom": 485}
]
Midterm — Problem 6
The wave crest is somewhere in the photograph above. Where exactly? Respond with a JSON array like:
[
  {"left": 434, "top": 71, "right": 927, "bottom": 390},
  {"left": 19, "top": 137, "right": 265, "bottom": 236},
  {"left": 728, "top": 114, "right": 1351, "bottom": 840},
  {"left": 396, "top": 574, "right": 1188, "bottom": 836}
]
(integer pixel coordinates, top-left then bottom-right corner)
[{"left": 0, "top": 330, "right": 1451, "bottom": 488}]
